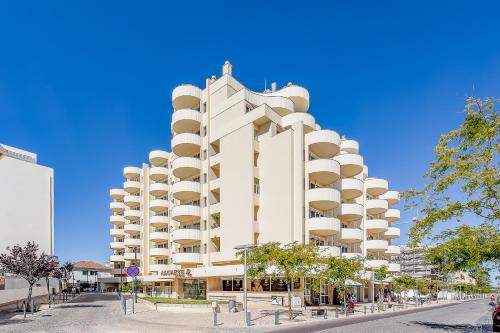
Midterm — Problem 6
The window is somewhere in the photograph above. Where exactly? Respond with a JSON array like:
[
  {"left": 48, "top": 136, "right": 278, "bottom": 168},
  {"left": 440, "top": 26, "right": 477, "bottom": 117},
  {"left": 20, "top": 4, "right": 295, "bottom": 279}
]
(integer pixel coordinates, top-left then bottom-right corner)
[
  {"left": 203, "top": 220, "right": 207, "bottom": 230},
  {"left": 254, "top": 178, "right": 260, "bottom": 194},
  {"left": 203, "top": 126, "right": 207, "bottom": 137},
  {"left": 202, "top": 150, "right": 207, "bottom": 160},
  {"left": 202, "top": 102, "right": 207, "bottom": 114},
  {"left": 203, "top": 173, "right": 207, "bottom": 184},
  {"left": 204, "top": 243, "right": 207, "bottom": 254}
]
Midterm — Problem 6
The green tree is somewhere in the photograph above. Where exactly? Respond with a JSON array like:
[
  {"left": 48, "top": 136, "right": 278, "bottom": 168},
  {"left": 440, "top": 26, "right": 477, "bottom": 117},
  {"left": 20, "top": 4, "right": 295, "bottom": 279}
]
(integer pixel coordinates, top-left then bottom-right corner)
[
  {"left": 238, "top": 242, "right": 319, "bottom": 319},
  {"left": 405, "top": 97, "right": 499, "bottom": 241},
  {"left": 318, "top": 256, "right": 363, "bottom": 305},
  {"left": 392, "top": 274, "right": 416, "bottom": 303},
  {"left": 373, "top": 266, "right": 388, "bottom": 303}
]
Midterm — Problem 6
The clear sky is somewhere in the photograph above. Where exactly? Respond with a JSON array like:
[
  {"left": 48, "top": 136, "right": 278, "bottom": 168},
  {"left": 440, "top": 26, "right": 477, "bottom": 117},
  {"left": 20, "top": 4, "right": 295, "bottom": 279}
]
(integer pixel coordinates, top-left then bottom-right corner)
[{"left": 1, "top": 1, "right": 499, "bottom": 264}]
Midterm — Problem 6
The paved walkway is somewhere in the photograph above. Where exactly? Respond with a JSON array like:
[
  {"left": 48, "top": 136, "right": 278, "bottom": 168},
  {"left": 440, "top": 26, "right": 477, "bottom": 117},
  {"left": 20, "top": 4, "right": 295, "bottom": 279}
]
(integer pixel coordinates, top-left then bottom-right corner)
[{"left": 0, "top": 293, "right": 492, "bottom": 333}]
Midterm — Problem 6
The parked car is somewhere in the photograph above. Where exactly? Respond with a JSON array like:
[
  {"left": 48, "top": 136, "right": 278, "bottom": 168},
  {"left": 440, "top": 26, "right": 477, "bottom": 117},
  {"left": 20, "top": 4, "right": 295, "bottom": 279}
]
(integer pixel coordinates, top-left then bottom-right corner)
[{"left": 492, "top": 298, "right": 500, "bottom": 332}]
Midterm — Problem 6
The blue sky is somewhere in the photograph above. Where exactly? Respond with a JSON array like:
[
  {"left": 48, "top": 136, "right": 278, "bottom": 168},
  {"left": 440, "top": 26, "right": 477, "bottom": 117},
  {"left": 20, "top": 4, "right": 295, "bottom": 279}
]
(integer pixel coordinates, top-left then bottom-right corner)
[{"left": 1, "top": 1, "right": 499, "bottom": 263}]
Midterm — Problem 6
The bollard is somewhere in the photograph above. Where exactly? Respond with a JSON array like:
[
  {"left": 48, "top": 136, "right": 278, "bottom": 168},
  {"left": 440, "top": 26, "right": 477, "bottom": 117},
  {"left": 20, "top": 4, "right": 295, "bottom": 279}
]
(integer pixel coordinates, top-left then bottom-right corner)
[
  {"left": 213, "top": 311, "right": 217, "bottom": 326},
  {"left": 120, "top": 294, "right": 126, "bottom": 315},
  {"left": 364, "top": 305, "right": 366, "bottom": 314},
  {"left": 371, "top": 305, "right": 374, "bottom": 313},
  {"left": 323, "top": 308, "right": 328, "bottom": 319},
  {"left": 246, "top": 312, "right": 251, "bottom": 326},
  {"left": 274, "top": 311, "right": 280, "bottom": 325},
  {"left": 23, "top": 301, "right": 27, "bottom": 319},
  {"left": 31, "top": 299, "right": 34, "bottom": 315},
  {"left": 335, "top": 307, "right": 339, "bottom": 318}
]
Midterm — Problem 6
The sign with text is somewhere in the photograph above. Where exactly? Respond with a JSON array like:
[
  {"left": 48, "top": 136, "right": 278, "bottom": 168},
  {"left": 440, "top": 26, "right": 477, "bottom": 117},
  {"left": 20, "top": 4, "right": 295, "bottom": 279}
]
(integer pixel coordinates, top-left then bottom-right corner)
[{"left": 160, "top": 269, "right": 192, "bottom": 278}]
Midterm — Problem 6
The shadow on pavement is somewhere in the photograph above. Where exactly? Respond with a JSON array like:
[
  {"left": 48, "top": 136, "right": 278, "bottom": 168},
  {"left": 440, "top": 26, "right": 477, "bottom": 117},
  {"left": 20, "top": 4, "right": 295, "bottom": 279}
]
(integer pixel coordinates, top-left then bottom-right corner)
[
  {"left": 56, "top": 304, "right": 104, "bottom": 309},
  {"left": 411, "top": 321, "right": 491, "bottom": 332},
  {"left": 0, "top": 319, "right": 28, "bottom": 327}
]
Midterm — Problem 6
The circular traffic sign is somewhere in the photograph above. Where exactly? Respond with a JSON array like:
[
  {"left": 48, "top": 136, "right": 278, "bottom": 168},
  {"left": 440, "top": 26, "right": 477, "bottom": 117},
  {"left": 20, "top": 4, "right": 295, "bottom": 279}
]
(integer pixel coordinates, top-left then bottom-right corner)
[{"left": 126, "top": 264, "right": 140, "bottom": 277}]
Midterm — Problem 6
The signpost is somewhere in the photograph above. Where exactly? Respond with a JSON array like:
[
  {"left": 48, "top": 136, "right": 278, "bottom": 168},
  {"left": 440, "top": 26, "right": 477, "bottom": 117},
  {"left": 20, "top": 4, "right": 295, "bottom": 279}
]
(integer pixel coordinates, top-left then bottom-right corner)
[{"left": 126, "top": 264, "right": 140, "bottom": 314}]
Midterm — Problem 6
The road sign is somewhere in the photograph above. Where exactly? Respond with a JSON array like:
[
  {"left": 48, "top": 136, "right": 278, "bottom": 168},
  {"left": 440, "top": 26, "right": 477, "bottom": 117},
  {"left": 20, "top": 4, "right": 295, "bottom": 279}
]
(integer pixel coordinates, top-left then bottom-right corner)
[{"left": 126, "top": 264, "right": 140, "bottom": 277}]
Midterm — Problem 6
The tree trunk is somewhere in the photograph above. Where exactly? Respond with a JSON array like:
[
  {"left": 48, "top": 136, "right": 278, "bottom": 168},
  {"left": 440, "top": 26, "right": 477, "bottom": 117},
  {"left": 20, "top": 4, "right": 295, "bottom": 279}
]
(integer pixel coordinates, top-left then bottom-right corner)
[
  {"left": 27, "top": 284, "right": 34, "bottom": 311},
  {"left": 288, "top": 282, "right": 292, "bottom": 320},
  {"left": 46, "top": 277, "right": 50, "bottom": 306}
]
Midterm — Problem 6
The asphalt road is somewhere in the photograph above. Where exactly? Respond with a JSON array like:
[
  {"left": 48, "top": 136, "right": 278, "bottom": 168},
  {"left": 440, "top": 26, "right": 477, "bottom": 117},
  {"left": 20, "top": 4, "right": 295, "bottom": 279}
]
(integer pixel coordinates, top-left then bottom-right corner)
[{"left": 268, "top": 300, "right": 493, "bottom": 333}]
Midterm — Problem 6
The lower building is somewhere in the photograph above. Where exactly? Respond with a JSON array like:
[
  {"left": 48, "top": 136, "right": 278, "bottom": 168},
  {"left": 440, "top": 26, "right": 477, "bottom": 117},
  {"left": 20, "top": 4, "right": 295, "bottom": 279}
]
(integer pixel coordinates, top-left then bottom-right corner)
[
  {"left": 107, "top": 62, "right": 401, "bottom": 305},
  {"left": 396, "top": 246, "right": 440, "bottom": 280},
  {"left": 72, "top": 261, "right": 112, "bottom": 291}
]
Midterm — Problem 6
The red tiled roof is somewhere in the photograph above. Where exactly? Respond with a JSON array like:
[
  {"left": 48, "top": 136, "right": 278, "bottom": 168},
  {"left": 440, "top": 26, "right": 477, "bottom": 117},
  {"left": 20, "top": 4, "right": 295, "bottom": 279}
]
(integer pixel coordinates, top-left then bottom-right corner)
[{"left": 73, "top": 261, "right": 110, "bottom": 270}]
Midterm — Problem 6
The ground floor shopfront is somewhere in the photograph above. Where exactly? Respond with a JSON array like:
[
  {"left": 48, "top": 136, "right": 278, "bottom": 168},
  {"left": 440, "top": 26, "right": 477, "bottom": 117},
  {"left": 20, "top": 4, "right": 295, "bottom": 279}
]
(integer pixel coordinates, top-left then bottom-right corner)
[{"left": 100, "top": 265, "right": 392, "bottom": 306}]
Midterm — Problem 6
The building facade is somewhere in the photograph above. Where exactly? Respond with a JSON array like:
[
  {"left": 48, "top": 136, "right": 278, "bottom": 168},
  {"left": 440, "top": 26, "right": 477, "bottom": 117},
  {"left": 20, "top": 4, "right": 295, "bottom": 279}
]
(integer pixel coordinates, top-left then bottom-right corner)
[
  {"left": 0, "top": 144, "right": 54, "bottom": 255},
  {"left": 396, "top": 246, "right": 439, "bottom": 280},
  {"left": 108, "top": 62, "right": 401, "bottom": 304}
]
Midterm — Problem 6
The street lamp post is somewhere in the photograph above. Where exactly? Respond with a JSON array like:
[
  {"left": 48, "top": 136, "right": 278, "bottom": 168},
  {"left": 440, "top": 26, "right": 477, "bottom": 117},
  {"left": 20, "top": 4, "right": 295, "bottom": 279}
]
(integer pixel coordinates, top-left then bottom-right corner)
[{"left": 234, "top": 244, "right": 256, "bottom": 326}]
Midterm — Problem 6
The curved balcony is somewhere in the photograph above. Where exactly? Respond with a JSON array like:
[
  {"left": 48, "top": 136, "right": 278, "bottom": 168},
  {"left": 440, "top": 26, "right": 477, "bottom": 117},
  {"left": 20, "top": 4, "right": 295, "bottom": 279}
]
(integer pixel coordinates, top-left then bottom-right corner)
[
  {"left": 171, "top": 205, "right": 201, "bottom": 223},
  {"left": 365, "top": 219, "right": 389, "bottom": 233},
  {"left": 149, "top": 150, "right": 169, "bottom": 167},
  {"left": 171, "top": 133, "right": 201, "bottom": 157},
  {"left": 149, "top": 183, "right": 168, "bottom": 197},
  {"left": 150, "top": 215, "right": 169, "bottom": 227},
  {"left": 124, "top": 223, "right": 142, "bottom": 234},
  {"left": 123, "top": 238, "right": 142, "bottom": 247},
  {"left": 306, "top": 188, "right": 341, "bottom": 211},
  {"left": 340, "top": 140, "right": 359, "bottom": 154},
  {"left": 337, "top": 178, "right": 363, "bottom": 199},
  {"left": 110, "top": 229, "right": 125, "bottom": 238},
  {"left": 384, "top": 227, "right": 400, "bottom": 239},
  {"left": 172, "top": 157, "right": 201, "bottom": 179},
  {"left": 110, "top": 215, "right": 126, "bottom": 226},
  {"left": 365, "top": 199, "right": 388, "bottom": 215},
  {"left": 337, "top": 203, "right": 364, "bottom": 222},
  {"left": 266, "top": 85, "right": 309, "bottom": 112},
  {"left": 388, "top": 263, "right": 401, "bottom": 273},
  {"left": 171, "top": 108, "right": 202, "bottom": 133},
  {"left": 384, "top": 209, "right": 400, "bottom": 222},
  {"left": 385, "top": 245, "right": 401, "bottom": 256},
  {"left": 172, "top": 84, "right": 202, "bottom": 110},
  {"left": 149, "top": 264, "right": 170, "bottom": 273},
  {"left": 124, "top": 195, "right": 141, "bottom": 208},
  {"left": 110, "top": 242, "right": 125, "bottom": 250},
  {"left": 333, "top": 154, "right": 364, "bottom": 177},
  {"left": 247, "top": 90, "right": 295, "bottom": 116},
  {"left": 340, "top": 228, "right": 364, "bottom": 243},
  {"left": 124, "top": 252, "right": 141, "bottom": 260},
  {"left": 342, "top": 252, "right": 363, "bottom": 259},
  {"left": 171, "top": 181, "right": 201, "bottom": 201},
  {"left": 123, "top": 166, "right": 141, "bottom": 180},
  {"left": 305, "top": 130, "right": 340, "bottom": 158},
  {"left": 150, "top": 167, "right": 168, "bottom": 182},
  {"left": 149, "top": 232, "right": 169, "bottom": 242},
  {"left": 110, "top": 202, "right": 126, "bottom": 213},
  {"left": 365, "top": 178, "right": 389, "bottom": 196},
  {"left": 110, "top": 189, "right": 127, "bottom": 201},
  {"left": 172, "top": 228, "right": 202, "bottom": 244},
  {"left": 123, "top": 181, "right": 141, "bottom": 194},
  {"left": 281, "top": 113, "right": 315, "bottom": 133},
  {"left": 379, "top": 191, "right": 400, "bottom": 206},
  {"left": 150, "top": 248, "right": 170, "bottom": 257},
  {"left": 124, "top": 210, "right": 141, "bottom": 221},
  {"left": 150, "top": 199, "right": 169, "bottom": 213},
  {"left": 318, "top": 246, "right": 341, "bottom": 258},
  {"left": 306, "top": 217, "right": 341, "bottom": 236},
  {"left": 306, "top": 159, "right": 340, "bottom": 185},
  {"left": 365, "top": 240, "right": 389, "bottom": 252},
  {"left": 110, "top": 255, "right": 124, "bottom": 262},
  {"left": 172, "top": 252, "right": 202, "bottom": 265},
  {"left": 366, "top": 259, "right": 389, "bottom": 270}
]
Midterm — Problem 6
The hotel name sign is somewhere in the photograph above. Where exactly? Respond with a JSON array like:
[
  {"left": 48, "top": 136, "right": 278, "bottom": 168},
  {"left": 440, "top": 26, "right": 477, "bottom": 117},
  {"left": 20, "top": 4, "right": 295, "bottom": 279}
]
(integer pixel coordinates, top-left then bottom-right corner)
[{"left": 160, "top": 269, "right": 192, "bottom": 278}]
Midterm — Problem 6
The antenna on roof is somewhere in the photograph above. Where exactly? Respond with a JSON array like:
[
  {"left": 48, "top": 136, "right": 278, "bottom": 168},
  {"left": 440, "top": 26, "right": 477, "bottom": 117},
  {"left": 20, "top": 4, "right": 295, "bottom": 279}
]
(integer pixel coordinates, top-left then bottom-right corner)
[{"left": 264, "top": 79, "right": 267, "bottom": 92}]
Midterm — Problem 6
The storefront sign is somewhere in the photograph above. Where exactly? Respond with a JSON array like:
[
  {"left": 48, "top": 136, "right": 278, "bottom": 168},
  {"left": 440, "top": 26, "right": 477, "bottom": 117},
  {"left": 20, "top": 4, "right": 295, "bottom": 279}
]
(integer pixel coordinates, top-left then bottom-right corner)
[{"left": 160, "top": 269, "right": 192, "bottom": 278}]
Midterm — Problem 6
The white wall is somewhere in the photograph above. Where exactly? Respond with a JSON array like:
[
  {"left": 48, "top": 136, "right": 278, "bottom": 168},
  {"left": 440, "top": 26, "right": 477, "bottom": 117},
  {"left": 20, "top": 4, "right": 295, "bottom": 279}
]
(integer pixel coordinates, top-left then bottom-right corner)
[{"left": 0, "top": 155, "right": 54, "bottom": 255}]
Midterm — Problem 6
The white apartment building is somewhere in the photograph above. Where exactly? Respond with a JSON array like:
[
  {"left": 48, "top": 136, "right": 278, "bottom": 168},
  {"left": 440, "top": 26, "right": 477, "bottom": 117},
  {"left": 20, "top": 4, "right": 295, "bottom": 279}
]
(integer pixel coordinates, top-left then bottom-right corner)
[
  {"left": 396, "top": 246, "right": 439, "bottom": 280},
  {"left": 108, "top": 62, "right": 401, "bottom": 304},
  {"left": 0, "top": 144, "right": 55, "bottom": 307},
  {"left": 0, "top": 144, "right": 54, "bottom": 255}
]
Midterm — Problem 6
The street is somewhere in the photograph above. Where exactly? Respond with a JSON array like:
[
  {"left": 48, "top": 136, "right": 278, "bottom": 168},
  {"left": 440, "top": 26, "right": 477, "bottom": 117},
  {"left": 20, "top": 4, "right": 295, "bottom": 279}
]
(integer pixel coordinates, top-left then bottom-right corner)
[{"left": 0, "top": 294, "right": 493, "bottom": 333}]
